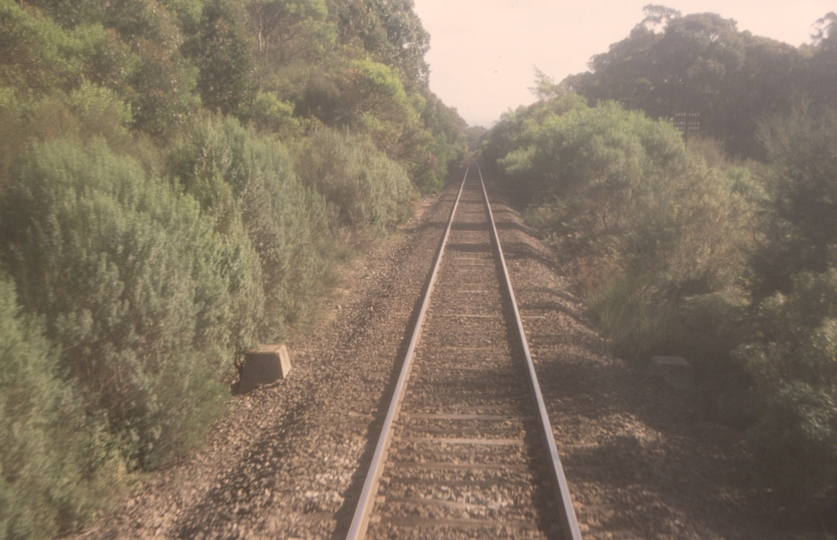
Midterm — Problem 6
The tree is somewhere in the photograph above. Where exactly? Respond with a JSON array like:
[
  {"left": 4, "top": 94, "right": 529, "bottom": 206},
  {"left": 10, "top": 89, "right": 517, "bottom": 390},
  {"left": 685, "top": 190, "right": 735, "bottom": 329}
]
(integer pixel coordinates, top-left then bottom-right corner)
[
  {"left": 334, "top": 57, "right": 418, "bottom": 157},
  {"left": 330, "top": 0, "right": 429, "bottom": 88},
  {"left": 529, "top": 68, "right": 564, "bottom": 101},
  {"left": 811, "top": 12, "right": 837, "bottom": 48},
  {"left": 247, "top": 0, "right": 327, "bottom": 61},
  {"left": 102, "top": 0, "right": 200, "bottom": 138},
  {"left": 640, "top": 4, "right": 680, "bottom": 32},
  {"left": 749, "top": 105, "right": 837, "bottom": 298},
  {"left": 187, "top": 0, "right": 255, "bottom": 116},
  {"left": 572, "top": 8, "right": 811, "bottom": 156},
  {"left": 18, "top": 0, "right": 104, "bottom": 28},
  {"left": 809, "top": 13, "right": 837, "bottom": 110}
]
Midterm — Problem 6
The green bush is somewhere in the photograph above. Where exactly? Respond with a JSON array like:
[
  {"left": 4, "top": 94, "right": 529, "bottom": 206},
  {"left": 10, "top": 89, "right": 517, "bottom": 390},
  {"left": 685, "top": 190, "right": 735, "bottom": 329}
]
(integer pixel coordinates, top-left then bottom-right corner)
[
  {"left": 750, "top": 106, "right": 837, "bottom": 299},
  {"left": 0, "top": 137, "right": 258, "bottom": 468},
  {"left": 0, "top": 274, "right": 124, "bottom": 539},
  {"left": 249, "top": 91, "right": 302, "bottom": 136},
  {"left": 294, "top": 128, "right": 413, "bottom": 233},
  {"left": 588, "top": 274, "right": 748, "bottom": 368},
  {"left": 586, "top": 274, "right": 684, "bottom": 361},
  {"left": 497, "top": 101, "right": 691, "bottom": 265},
  {"left": 168, "top": 116, "right": 334, "bottom": 339},
  {"left": 496, "top": 99, "right": 753, "bottom": 293},
  {"left": 733, "top": 107, "right": 837, "bottom": 498},
  {"left": 0, "top": 0, "right": 84, "bottom": 95},
  {"left": 747, "top": 382, "right": 837, "bottom": 497},
  {"left": 487, "top": 91, "right": 756, "bottom": 411},
  {"left": 738, "top": 270, "right": 837, "bottom": 388}
]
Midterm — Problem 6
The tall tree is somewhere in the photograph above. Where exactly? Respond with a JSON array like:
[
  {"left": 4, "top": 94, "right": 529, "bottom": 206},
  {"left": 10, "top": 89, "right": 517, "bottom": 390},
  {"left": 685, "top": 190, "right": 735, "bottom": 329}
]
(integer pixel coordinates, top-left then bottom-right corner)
[
  {"left": 104, "top": 0, "right": 200, "bottom": 137},
  {"left": 573, "top": 7, "right": 810, "bottom": 156},
  {"left": 247, "top": 0, "right": 327, "bottom": 62},
  {"left": 186, "top": 0, "right": 255, "bottom": 116},
  {"left": 330, "top": 0, "right": 429, "bottom": 88},
  {"left": 809, "top": 12, "right": 837, "bottom": 109}
]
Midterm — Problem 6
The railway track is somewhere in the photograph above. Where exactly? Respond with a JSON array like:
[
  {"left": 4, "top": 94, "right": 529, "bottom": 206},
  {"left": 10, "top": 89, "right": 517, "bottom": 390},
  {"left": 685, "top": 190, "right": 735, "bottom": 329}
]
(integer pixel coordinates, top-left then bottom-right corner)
[{"left": 346, "top": 165, "right": 582, "bottom": 539}]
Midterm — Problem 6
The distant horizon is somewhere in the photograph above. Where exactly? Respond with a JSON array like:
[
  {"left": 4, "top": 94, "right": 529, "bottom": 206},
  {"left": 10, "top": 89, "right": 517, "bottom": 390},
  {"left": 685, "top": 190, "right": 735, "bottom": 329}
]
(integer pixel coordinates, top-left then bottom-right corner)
[{"left": 412, "top": 0, "right": 836, "bottom": 127}]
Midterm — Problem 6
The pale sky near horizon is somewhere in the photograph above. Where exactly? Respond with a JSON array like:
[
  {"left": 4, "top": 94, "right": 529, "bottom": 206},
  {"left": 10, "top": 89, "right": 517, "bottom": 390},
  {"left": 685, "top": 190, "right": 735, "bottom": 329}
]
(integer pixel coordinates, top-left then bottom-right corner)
[{"left": 411, "top": 1, "right": 836, "bottom": 127}]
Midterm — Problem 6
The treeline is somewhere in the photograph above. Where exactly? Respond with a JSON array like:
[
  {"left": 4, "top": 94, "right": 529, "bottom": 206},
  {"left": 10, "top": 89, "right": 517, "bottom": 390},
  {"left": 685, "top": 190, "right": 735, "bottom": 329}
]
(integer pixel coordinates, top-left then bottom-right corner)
[
  {"left": 565, "top": 6, "right": 837, "bottom": 158},
  {"left": 0, "top": 0, "right": 465, "bottom": 536},
  {"left": 483, "top": 8, "right": 837, "bottom": 512}
]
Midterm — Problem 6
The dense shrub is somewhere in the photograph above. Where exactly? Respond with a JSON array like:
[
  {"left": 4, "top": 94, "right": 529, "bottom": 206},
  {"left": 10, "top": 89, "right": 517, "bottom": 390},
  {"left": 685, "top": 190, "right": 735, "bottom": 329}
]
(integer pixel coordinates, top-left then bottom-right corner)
[
  {"left": 0, "top": 102, "right": 419, "bottom": 539},
  {"left": 724, "top": 106, "right": 837, "bottom": 498},
  {"left": 297, "top": 58, "right": 463, "bottom": 194},
  {"left": 496, "top": 98, "right": 753, "bottom": 296},
  {"left": 0, "top": 274, "right": 124, "bottom": 539},
  {"left": 0, "top": 138, "right": 259, "bottom": 468},
  {"left": 740, "top": 270, "right": 837, "bottom": 389},
  {"left": 735, "top": 268, "right": 837, "bottom": 496},
  {"left": 168, "top": 116, "right": 334, "bottom": 340},
  {"left": 749, "top": 106, "right": 837, "bottom": 299},
  {"left": 294, "top": 128, "right": 413, "bottom": 233},
  {"left": 486, "top": 87, "right": 837, "bottom": 502},
  {"left": 486, "top": 92, "right": 756, "bottom": 398},
  {"left": 587, "top": 275, "right": 749, "bottom": 370},
  {"left": 746, "top": 382, "right": 837, "bottom": 497},
  {"left": 0, "top": 0, "right": 86, "bottom": 95},
  {"left": 583, "top": 154, "right": 755, "bottom": 369}
]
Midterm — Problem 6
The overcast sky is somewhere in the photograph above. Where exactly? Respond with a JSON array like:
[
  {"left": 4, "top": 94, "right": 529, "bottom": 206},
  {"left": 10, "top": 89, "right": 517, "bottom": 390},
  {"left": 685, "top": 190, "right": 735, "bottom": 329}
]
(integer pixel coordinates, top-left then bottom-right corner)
[{"left": 411, "top": 0, "right": 835, "bottom": 127}]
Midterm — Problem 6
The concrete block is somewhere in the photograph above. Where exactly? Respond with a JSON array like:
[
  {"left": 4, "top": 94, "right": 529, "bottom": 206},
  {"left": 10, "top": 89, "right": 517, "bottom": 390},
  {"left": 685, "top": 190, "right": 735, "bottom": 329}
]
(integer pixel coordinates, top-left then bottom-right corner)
[
  {"left": 647, "top": 356, "right": 693, "bottom": 391},
  {"left": 240, "top": 344, "right": 292, "bottom": 393}
]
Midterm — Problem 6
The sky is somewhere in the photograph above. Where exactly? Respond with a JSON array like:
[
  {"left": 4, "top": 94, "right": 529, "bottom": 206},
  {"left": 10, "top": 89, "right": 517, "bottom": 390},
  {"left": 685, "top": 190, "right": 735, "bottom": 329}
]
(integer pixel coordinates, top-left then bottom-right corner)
[{"left": 411, "top": 0, "right": 836, "bottom": 127}]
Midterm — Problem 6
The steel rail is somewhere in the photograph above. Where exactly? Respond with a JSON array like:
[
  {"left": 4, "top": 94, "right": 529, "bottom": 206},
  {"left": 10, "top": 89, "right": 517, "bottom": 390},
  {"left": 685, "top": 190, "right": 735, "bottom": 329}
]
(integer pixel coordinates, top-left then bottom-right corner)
[
  {"left": 345, "top": 164, "right": 471, "bottom": 540},
  {"left": 476, "top": 164, "right": 583, "bottom": 540}
]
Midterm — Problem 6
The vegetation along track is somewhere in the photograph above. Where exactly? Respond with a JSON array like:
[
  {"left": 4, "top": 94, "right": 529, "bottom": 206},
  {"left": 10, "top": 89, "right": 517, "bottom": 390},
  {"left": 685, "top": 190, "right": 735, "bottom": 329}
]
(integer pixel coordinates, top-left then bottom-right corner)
[{"left": 347, "top": 165, "right": 582, "bottom": 539}]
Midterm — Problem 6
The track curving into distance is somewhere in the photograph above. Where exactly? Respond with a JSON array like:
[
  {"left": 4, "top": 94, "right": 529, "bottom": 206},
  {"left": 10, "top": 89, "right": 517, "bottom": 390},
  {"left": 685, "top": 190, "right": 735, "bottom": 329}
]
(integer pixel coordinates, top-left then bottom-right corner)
[{"left": 346, "top": 165, "right": 582, "bottom": 540}]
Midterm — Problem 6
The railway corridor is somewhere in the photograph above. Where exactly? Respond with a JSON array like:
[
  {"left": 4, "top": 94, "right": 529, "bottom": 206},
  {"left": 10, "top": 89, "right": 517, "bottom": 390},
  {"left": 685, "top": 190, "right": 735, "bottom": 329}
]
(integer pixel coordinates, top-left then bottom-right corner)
[
  {"left": 351, "top": 168, "right": 577, "bottom": 539},
  {"left": 70, "top": 166, "right": 786, "bottom": 540}
]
